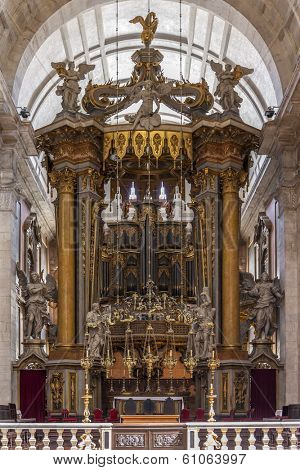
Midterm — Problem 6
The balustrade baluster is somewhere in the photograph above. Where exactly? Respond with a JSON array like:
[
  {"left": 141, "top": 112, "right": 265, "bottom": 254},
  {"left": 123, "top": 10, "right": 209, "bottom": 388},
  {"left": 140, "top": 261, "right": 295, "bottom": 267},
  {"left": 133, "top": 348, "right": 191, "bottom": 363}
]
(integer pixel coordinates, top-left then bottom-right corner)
[
  {"left": 262, "top": 427, "right": 270, "bottom": 450},
  {"left": 42, "top": 429, "right": 50, "bottom": 450},
  {"left": 290, "top": 427, "right": 298, "bottom": 449},
  {"left": 71, "top": 429, "right": 78, "bottom": 450},
  {"left": 220, "top": 428, "right": 228, "bottom": 450},
  {"left": 15, "top": 429, "right": 23, "bottom": 450},
  {"left": 56, "top": 429, "right": 64, "bottom": 450},
  {"left": 84, "top": 430, "right": 93, "bottom": 450},
  {"left": 234, "top": 428, "right": 242, "bottom": 450},
  {"left": 275, "top": 427, "right": 284, "bottom": 450},
  {"left": 1, "top": 429, "right": 9, "bottom": 450},
  {"left": 29, "top": 429, "right": 37, "bottom": 450},
  {"left": 248, "top": 428, "right": 256, "bottom": 450}
]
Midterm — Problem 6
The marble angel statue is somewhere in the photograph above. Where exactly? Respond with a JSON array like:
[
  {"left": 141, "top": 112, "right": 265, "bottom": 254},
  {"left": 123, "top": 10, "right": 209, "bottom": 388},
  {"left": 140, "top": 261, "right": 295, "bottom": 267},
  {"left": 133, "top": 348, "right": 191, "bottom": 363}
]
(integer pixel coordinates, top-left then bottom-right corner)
[
  {"left": 124, "top": 80, "right": 175, "bottom": 130},
  {"left": 16, "top": 265, "right": 58, "bottom": 340},
  {"left": 209, "top": 61, "right": 253, "bottom": 113},
  {"left": 51, "top": 61, "right": 95, "bottom": 112},
  {"left": 249, "top": 272, "right": 283, "bottom": 340},
  {"left": 129, "top": 12, "right": 158, "bottom": 47}
]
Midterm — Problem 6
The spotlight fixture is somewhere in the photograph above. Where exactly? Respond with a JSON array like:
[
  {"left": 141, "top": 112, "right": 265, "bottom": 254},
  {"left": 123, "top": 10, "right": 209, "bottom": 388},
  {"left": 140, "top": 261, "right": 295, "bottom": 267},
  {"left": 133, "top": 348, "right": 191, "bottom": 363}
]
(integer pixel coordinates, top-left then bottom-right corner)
[
  {"left": 17, "top": 106, "right": 30, "bottom": 119},
  {"left": 264, "top": 106, "right": 279, "bottom": 119}
]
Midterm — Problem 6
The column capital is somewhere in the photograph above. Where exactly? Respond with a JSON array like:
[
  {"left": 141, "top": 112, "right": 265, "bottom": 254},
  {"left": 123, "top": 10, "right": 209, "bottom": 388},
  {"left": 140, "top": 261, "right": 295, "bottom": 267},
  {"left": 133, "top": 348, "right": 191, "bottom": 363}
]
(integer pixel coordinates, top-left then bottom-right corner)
[
  {"left": 49, "top": 168, "right": 77, "bottom": 193},
  {"left": 36, "top": 121, "right": 102, "bottom": 167},
  {"left": 193, "top": 122, "right": 260, "bottom": 170},
  {"left": 220, "top": 168, "right": 247, "bottom": 194}
]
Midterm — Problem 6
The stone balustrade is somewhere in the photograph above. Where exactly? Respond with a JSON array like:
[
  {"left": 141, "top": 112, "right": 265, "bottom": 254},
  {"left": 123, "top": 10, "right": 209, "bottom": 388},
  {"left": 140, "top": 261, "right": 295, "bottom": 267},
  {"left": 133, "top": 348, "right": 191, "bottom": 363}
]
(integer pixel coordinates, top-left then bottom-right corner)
[
  {"left": 0, "top": 421, "right": 299, "bottom": 450},
  {"left": 187, "top": 422, "right": 300, "bottom": 450},
  {"left": 0, "top": 423, "right": 112, "bottom": 450}
]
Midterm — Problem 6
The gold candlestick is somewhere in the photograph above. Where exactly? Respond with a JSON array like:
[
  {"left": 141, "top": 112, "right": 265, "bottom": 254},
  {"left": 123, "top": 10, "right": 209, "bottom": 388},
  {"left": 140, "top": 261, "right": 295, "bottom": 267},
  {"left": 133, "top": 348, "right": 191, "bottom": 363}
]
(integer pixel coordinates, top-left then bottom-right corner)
[
  {"left": 207, "top": 349, "right": 220, "bottom": 422},
  {"left": 163, "top": 349, "right": 177, "bottom": 395},
  {"left": 81, "top": 333, "right": 93, "bottom": 423},
  {"left": 123, "top": 349, "right": 137, "bottom": 379},
  {"left": 135, "top": 369, "right": 140, "bottom": 393},
  {"left": 184, "top": 349, "right": 197, "bottom": 376},
  {"left": 143, "top": 345, "right": 158, "bottom": 392},
  {"left": 156, "top": 369, "right": 161, "bottom": 393}
]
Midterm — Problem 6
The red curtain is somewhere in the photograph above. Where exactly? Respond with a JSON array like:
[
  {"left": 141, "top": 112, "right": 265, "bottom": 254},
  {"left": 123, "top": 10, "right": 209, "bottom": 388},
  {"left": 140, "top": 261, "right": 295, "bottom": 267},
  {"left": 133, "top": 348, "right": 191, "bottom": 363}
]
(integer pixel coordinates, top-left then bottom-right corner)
[
  {"left": 250, "top": 369, "right": 276, "bottom": 419},
  {"left": 20, "top": 370, "right": 46, "bottom": 422}
]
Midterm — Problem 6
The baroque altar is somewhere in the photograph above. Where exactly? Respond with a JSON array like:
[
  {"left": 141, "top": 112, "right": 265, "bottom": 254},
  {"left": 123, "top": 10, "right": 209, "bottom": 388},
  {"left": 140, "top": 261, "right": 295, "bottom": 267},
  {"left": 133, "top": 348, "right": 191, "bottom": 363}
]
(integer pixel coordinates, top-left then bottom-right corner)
[{"left": 16, "top": 10, "right": 268, "bottom": 421}]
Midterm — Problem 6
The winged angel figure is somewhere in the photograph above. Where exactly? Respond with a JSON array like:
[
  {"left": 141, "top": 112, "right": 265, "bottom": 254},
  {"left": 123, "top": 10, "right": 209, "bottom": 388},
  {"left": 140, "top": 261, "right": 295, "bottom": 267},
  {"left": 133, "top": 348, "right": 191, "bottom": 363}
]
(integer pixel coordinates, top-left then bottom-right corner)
[
  {"left": 209, "top": 61, "right": 253, "bottom": 113},
  {"left": 51, "top": 61, "right": 95, "bottom": 112},
  {"left": 124, "top": 80, "right": 175, "bottom": 130},
  {"left": 17, "top": 265, "right": 58, "bottom": 340}
]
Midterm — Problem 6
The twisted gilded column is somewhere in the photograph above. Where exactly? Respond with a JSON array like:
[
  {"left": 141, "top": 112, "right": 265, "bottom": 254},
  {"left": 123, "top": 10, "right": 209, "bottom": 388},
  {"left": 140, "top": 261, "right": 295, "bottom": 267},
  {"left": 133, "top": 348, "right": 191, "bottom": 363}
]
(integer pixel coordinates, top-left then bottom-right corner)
[
  {"left": 49, "top": 168, "right": 76, "bottom": 347},
  {"left": 220, "top": 168, "right": 243, "bottom": 350}
]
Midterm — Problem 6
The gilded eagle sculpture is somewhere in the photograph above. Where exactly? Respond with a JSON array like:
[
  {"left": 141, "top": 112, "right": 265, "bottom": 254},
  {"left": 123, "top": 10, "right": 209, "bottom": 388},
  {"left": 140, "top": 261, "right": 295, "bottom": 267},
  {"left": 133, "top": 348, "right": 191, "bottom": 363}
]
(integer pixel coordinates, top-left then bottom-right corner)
[{"left": 130, "top": 12, "right": 158, "bottom": 47}]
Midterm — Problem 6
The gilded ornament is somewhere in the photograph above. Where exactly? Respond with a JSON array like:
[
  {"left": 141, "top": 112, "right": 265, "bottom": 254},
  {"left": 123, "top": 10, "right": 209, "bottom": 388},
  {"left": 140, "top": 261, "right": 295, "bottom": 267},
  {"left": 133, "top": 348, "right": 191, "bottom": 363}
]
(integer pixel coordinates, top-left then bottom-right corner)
[
  {"left": 132, "top": 131, "right": 147, "bottom": 158},
  {"left": 116, "top": 132, "right": 128, "bottom": 159},
  {"left": 129, "top": 12, "right": 158, "bottom": 47},
  {"left": 50, "top": 372, "right": 64, "bottom": 411},
  {"left": 103, "top": 134, "right": 114, "bottom": 160},
  {"left": 220, "top": 168, "right": 241, "bottom": 193},
  {"left": 82, "top": 13, "right": 213, "bottom": 122},
  {"left": 49, "top": 168, "right": 76, "bottom": 193},
  {"left": 150, "top": 131, "right": 164, "bottom": 159}
]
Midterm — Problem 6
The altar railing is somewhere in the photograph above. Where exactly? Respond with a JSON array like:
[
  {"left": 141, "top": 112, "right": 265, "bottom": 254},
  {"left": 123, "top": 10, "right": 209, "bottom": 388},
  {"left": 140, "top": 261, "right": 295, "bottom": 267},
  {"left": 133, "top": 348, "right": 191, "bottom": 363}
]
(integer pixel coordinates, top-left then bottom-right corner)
[
  {"left": 187, "top": 422, "right": 300, "bottom": 450},
  {"left": 0, "top": 421, "right": 299, "bottom": 450},
  {"left": 0, "top": 423, "right": 112, "bottom": 450}
]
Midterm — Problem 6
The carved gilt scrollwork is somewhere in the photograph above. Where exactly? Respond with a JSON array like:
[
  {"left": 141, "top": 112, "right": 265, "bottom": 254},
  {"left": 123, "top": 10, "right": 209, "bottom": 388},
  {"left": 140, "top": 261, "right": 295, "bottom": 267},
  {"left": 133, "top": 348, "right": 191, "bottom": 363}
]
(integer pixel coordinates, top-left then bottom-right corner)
[{"left": 49, "top": 168, "right": 76, "bottom": 193}]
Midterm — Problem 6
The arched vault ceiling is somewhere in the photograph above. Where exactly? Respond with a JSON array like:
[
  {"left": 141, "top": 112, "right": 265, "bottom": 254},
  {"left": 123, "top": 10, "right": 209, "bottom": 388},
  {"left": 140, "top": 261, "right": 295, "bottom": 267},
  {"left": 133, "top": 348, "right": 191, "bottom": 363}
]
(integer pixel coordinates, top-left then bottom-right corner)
[{"left": 1, "top": 0, "right": 298, "bottom": 129}]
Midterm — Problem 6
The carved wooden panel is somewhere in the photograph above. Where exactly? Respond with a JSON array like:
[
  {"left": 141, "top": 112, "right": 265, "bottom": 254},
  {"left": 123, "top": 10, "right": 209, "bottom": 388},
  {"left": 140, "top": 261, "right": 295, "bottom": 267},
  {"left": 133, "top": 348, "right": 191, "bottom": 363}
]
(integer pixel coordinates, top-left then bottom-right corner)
[{"left": 112, "top": 425, "right": 187, "bottom": 450}]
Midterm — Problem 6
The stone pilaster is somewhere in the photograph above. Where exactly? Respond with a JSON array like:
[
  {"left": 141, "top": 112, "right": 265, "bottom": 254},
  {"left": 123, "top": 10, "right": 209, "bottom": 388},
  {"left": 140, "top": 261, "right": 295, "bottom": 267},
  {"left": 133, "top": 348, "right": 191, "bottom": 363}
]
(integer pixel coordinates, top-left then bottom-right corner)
[
  {"left": 259, "top": 84, "right": 300, "bottom": 406},
  {"left": 276, "top": 147, "right": 300, "bottom": 405},
  {"left": 0, "top": 181, "right": 18, "bottom": 404}
]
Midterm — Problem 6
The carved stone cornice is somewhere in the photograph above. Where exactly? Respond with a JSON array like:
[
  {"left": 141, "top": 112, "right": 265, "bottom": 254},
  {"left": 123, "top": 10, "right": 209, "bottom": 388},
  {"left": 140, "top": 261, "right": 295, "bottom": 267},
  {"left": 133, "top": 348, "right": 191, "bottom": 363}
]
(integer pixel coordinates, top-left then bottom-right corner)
[
  {"left": 49, "top": 168, "right": 77, "bottom": 193},
  {"left": 193, "top": 124, "right": 259, "bottom": 169},
  {"left": 220, "top": 168, "right": 248, "bottom": 194},
  {"left": 36, "top": 124, "right": 102, "bottom": 166}
]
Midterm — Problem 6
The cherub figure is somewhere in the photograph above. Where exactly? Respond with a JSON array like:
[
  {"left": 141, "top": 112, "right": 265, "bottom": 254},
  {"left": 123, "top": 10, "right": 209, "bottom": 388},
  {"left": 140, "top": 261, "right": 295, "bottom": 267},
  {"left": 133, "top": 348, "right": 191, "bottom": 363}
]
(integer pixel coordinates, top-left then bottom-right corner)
[
  {"left": 129, "top": 12, "right": 158, "bottom": 47},
  {"left": 16, "top": 266, "right": 57, "bottom": 340},
  {"left": 209, "top": 61, "right": 253, "bottom": 114},
  {"left": 51, "top": 61, "right": 95, "bottom": 112}
]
